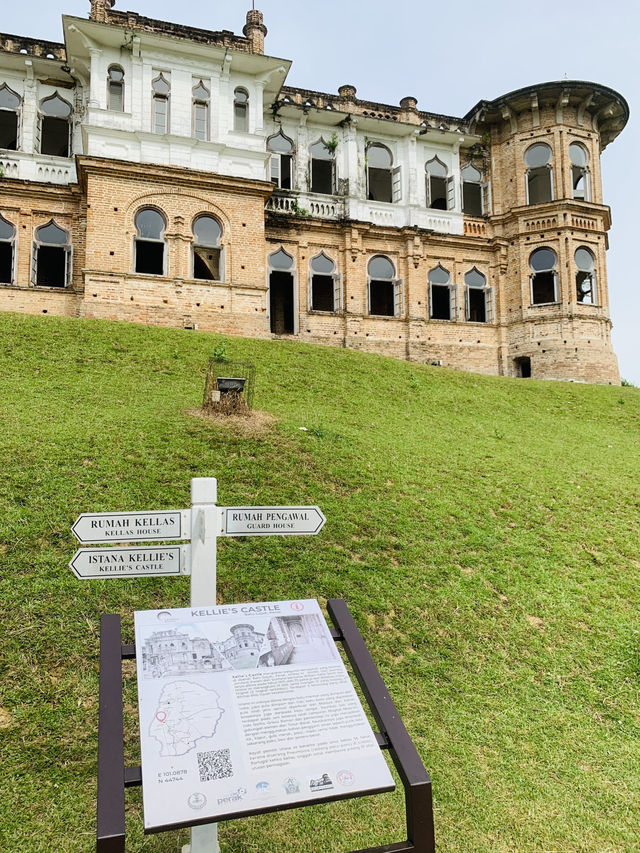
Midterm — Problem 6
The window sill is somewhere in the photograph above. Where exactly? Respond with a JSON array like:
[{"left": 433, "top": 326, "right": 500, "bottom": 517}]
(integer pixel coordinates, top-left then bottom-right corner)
[
  {"left": 309, "top": 309, "right": 340, "bottom": 316},
  {"left": 367, "top": 313, "right": 398, "bottom": 320},
  {"left": 530, "top": 301, "right": 560, "bottom": 307}
]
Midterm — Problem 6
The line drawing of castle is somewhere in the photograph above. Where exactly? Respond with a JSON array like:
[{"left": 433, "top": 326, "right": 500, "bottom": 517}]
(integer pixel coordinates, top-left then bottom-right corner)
[{"left": 141, "top": 624, "right": 265, "bottom": 678}]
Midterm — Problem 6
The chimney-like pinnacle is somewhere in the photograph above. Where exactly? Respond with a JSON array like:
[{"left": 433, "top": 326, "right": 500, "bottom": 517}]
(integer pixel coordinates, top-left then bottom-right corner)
[
  {"left": 243, "top": 9, "right": 267, "bottom": 54},
  {"left": 89, "top": 0, "right": 115, "bottom": 22}
]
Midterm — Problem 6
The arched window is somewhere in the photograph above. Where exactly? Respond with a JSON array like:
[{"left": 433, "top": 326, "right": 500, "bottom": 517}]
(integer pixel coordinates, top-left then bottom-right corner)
[
  {"left": 569, "top": 143, "right": 590, "bottom": 201},
  {"left": 575, "top": 247, "right": 596, "bottom": 304},
  {"left": 0, "top": 213, "right": 16, "bottom": 284},
  {"left": 152, "top": 74, "right": 170, "bottom": 135},
  {"left": 192, "top": 80, "right": 210, "bottom": 141},
  {"left": 426, "top": 157, "right": 452, "bottom": 210},
  {"left": 0, "top": 84, "right": 21, "bottom": 151},
  {"left": 367, "top": 143, "right": 401, "bottom": 204},
  {"left": 525, "top": 143, "right": 553, "bottom": 204},
  {"left": 32, "top": 220, "right": 71, "bottom": 288},
  {"left": 310, "top": 252, "right": 340, "bottom": 312},
  {"left": 134, "top": 208, "right": 166, "bottom": 275},
  {"left": 461, "top": 164, "right": 483, "bottom": 216},
  {"left": 107, "top": 65, "right": 124, "bottom": 112},
  {"left": 234, "top": 88, "right": 249, "bottom": 132},
  {"left": 268, "top": 248, "right": 295, "bottom": 335},
  {"left": 529, "top": 247, "right": 558, "bottom": 304},
  {"left": 368, "top": 255, "right": 401, "bottom": 316},
  {"left": 464, "top": 267, "right": 492, "bottom": 323},
  {"left": 309, "top": 139, "right": 335, "bottom": 195},
  {"left": 268, "top": 131, "right": 294, "bottom": 190},
  {"left": 192, "top": 215, "right": 222, "bottom": 281},
  {"left": 39, "top": 93, "right": 72, "bottom": 157},
  {"left": 429, "top": 265, "right": 453, "bottom": 320}
]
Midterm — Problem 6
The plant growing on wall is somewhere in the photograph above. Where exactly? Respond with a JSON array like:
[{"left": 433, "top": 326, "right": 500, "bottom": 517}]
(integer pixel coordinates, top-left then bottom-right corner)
[{"left": 326, "top": 132, "right": 339, "bottom": 153}]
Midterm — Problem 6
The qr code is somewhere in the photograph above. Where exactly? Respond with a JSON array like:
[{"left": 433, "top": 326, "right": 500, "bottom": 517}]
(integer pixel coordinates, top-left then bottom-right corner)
[{"left": 197, "top": 748, "right": 233, "bottom": 782}]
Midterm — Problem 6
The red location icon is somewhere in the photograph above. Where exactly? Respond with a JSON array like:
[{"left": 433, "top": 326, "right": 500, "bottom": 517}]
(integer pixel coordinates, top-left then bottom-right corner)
[{"left": 156, "top": 710, "right": 167, "bottom": 722}]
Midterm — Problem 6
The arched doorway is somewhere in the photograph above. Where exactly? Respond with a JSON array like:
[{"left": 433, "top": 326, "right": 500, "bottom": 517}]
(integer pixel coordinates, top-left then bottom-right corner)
[{"left": 268, "top": 248, "right": 296, "bottom": 334}]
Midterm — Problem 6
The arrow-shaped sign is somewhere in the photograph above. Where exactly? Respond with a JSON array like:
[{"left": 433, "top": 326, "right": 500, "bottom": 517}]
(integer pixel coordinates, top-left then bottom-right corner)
[
  {"left": 72, "top": 510, "right": 190, "bottom": 544},
  {"left": 69, "top": 545, "right": 189, "bottom": 579},
  {"left": 221, "top": 506, "right": 326, "bottom": 537}
]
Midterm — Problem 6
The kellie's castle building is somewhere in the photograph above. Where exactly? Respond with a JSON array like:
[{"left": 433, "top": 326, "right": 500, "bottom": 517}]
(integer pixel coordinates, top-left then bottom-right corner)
[{"left": 0, "top": 0, "right": 629, "bottom": 382}]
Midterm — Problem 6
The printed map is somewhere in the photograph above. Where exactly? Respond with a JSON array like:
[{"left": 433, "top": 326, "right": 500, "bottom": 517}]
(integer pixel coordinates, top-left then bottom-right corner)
[{"left": 149, "top": 681, "right": 224, "bottom": 756}]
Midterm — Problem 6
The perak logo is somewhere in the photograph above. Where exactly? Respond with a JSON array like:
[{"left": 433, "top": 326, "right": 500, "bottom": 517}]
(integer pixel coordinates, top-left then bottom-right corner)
[
  {"left": 283, "top": 777, "right": 300, "bottom": 795},
  {"left": 337, "top": 770, "right": 355, "bottom": 787},
  {"left": 290, "top": 602, "right": 305, "bottom": 612},
  {"left": 309, "top": 773, "right": 333, "bottom": 791},
  {"left": 216, "top": 787, "right": 247, "bottom": 806},
  {"left": 255, "top": 781, "right": 270, "bottom": 794},
  {"left": 187, "top": 792, "right": 207, "bottom": 810}
]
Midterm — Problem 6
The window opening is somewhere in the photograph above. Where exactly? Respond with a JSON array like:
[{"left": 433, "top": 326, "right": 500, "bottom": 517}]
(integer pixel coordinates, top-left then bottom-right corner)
[
  {"left": 268, "top": 131, "right": 294, "bottom": 190},
  {"left": 464, "top": 267, "right": 490, "bottom": 323},
  {"left": 525, "top": 143, "right": 553, "bottom": 204},
  {"left": 33, "top": 220, "right": 70, "bottom": 288},
  {"left": 368, "top": 255, "right": 400, "bottom": 316},
  {"left": 575, "top": 247, "right": 596, "bottom": 304},
  {"left": 0, "top": 84, "right": 20, "bottom": 151},
  {"left": 192, "top": 215, "right": 222, "bottom": 281},
  {"left": 192, "top": 80, "right": 210, "bottom": 141},
  {"left": 425, "top": 157, "right": 450, "bottom": 210},
  {"left": 514, "top": 356, "right": 531, "bottom": 378},
  {"left": 429, "top": 265, "right": 453, "bottom": 320},
  {"left": 107, "top": 65, "right": 124, "bottom": 112},
  {"left": 134, "top": 208, "right": 166, "bottom": 275},
  {"left": 569, "top": 142, "right": 589, "bottom": 201},
  {"left": 309, "top": 139, "right": 335, "bottom": 195},
  {"left": 529, "top": 247, "right": 558, "bottom": 304},
  {"left": 367, "top": 143, "right": 397, "bottom": 203},
  {"left": 310, "top": 252, "right": 339, "bottom": 312},
  {"left": 461, "top": 164, "right": 483, "bottom": 216},
  {"left": 152, "top": 74, "right": 170, "bottom": 135},
  {"left": 268, "top": 249, "right": 295, "bottom": 334},
  {"left": 40, "top": 93, "right": 72, "bottom": 157},
  {"left": 234, "top": 88, "right": 248, "bottom": 132},
  {"left": 0, "top": 213, "right": 15, "bottom": 284}
]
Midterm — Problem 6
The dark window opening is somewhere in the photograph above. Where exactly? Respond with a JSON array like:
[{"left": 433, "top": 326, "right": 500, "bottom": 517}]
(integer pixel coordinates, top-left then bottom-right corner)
[
  {"left": 41, "top": 116, "right": 69, "bottom": 157},
  {"left": 531, "top": 271, "right": 556, "bottom": 304},
  {"left": 576, "top": 271, "right": 594, "bottom": 303},
  {"left": 311, "top": 159, "right": 333, "bottom": 194},
  {"left": 429, "top": 176, "right": 447, "bottom": 210},
  {"left": 270, "top": 270, "right": 294, "bottom": 334},
  {"left": 271, "top": 154, "right": 292, "bottom": 189},
  {"left": 463, "top": 182, "right": 482, "bottom": 216},
  {"left": 572, "top": 166, "right": 586, "bottom": 200},
  {"left": 431, "top": 285, "right": 451, "bottom": 320},
  {"left": 311, "top": 275, "right": 334, "bottom": 312},
  {"left": 194, "top": 247, "right": 220, "bottom": 281},
  {"left": 528, "top": 168, "right": 552, "bottom": 204},
  {"left": 0, "top": 111, "right": 18, "bottom": 150},
  {"left": 36, "top": 245, "right": 66, "bottom": 287},
  {"left": 369, "top": 280, "right": 394, "bottom": 316},
  {"left": 468, "top": 288, "right": 486, "bottom": 322},
  {"left": 135, "top": 241, "right": 164, "bottom": 275},
  {"left": 515, "top": 356, "right": 531, "bottom": 378},
  {"left": 368, "top": 167, "right": 392, "bottom": 203},
  {"left": 0, "top": 242, "right": 13, "bottom": 283}
]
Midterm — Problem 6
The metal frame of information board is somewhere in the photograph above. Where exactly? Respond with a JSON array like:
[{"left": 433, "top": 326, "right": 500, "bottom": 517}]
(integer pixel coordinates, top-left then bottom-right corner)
[{"left": 96, "top": 599, "right": 435, "bottom": 853}]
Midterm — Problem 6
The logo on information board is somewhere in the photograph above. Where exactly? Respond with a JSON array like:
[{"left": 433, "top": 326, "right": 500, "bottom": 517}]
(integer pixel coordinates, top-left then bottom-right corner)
[
  {"left": 157, "top": 611, "right": 174, "bottom": 622},
  {"left": 283, "top": 777, "right": 300, "bottom": 794},
  {"left": 255, "top": 781, "right": 270, "bottom": 795},
  {"left": 217, "top": 787, "right": 246, "bottom": 806},
  {"left": 337, "top": 770, "right": 355, "bottom": 787},
  {"left": 309, "top": 773, "right": 333, "bottom": 791},
  {"left": 290, "top": 602, "right": 305, "bottom": 612},
  {"left": 187, "top": 792, "right": 207, "bottom": 810}
]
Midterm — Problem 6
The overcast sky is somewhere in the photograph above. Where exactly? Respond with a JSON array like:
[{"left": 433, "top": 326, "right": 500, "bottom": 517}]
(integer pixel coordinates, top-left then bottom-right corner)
[{"left": 5, "top": 0, "right": 639, "bottom": 384}]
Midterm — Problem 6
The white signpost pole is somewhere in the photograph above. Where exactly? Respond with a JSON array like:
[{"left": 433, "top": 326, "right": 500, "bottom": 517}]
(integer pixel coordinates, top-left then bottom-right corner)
[{"left": 185, "top": 477, "right": 220, "bottom": 853}]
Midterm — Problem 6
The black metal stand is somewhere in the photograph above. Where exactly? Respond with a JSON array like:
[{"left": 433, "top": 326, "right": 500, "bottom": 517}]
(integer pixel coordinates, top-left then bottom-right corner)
[{"left": 96, "top": 599, "right": 436, "bottom": 852}]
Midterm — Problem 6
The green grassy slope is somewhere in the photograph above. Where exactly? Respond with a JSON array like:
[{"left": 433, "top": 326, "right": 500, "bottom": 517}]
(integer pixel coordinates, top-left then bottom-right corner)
[{"left": 1, "top": 311, "right": 639, "bottom": 853}]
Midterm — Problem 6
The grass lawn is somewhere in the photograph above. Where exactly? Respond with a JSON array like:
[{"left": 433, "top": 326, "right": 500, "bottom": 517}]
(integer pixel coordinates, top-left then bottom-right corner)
[{"left": 1, "top": 311, "right": 639, "bottom": 852}]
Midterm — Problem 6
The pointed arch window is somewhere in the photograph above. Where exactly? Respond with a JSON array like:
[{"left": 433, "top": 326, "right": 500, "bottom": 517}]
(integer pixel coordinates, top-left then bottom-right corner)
[
  {"left": 429, "top": 265, "right": 454, "bottom": 320},
  {"left": 426, "top": 157, "right": 453, "bottom": 210},
  {"left": 107, "top": 65, "right": 124, "bottom": 112},
  {"left": 309, "top": 139, "right": 335, "bottom": 195},
  {"left": 0, "top": 84, "right": 21, "bottom": 151},
  {"left": 268, "top": 131, "right": 294, "bottom": 190},
  {"left": 569, "top": 143, "right": 590, "bottom": 201},
  {"left": 461, "top": 164, "right": 487, "bottom": 216},
  {"left": 464, "top": 267, "right": 492, "bottom": 323},
  {"left": 152, "top": 74, "right": 170, "bottom": 135},
  {"left": 32, "top": 220, "right": 71, "bottom": 288},
  {"left": 234, "top": 88, "right": 249, "bottom": 132},
  {"left": 0, "top": 213, "right": 16, "bottom": 284},
  {"left": 134, "top": 208, "right": 166, "bottom": 275},
  {"left": 525, "top": 143, "right": 553, "bottom": 204},
  {"left": 530, "top": 247, "right": 558, "bottom": 304},
  {"left": 575, "top": 247, "right": 596, "bottom": 304},
  {"left": 39, "top": 93, "right": 72, "bottom": 157},
  {"left": 368, "top": 255, "right": 402, "bottom": 316},
  {"left": 310, "top": 252, "right": 341, "bottom": 312},
  {"left": 367, "top": 143, "right": 401, "bottom": 204},
  {"left": 192, "top": 215, "right": 222, "bottom": 281},
  {"left": 192, "top": 81, "right": 210, "bottom": 141}
]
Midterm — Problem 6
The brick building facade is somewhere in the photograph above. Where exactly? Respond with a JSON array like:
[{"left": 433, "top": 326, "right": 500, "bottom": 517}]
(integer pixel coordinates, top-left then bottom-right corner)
[{"left": 0, "top": 1, "right": 628, "bottom": 382}]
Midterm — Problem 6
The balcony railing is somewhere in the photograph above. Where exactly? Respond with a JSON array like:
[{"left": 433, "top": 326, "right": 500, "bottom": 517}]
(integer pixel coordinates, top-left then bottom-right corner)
[{"left": 266, "top": 190, "right": 344, "bottom": 220}]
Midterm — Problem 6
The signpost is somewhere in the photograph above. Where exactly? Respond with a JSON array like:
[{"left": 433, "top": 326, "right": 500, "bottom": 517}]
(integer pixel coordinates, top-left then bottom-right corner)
[
  {"left": 69, "top": 545, "right": 188, "bottom": 579},
  {"left": 72, "top": 510, "right": 189, "bottom": 544},
  {"left": 222, "top": 506, "right": 325, "bottom": 537}
]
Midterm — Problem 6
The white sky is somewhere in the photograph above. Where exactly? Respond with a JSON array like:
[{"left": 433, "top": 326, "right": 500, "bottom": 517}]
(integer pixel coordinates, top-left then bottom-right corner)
[{"left": 4, "top": 0, "right": 639, "bottom": 383}]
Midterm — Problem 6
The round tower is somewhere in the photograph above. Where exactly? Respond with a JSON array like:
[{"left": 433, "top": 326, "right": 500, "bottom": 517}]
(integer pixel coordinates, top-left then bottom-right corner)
[
  {"left": 89, "top": 0, "right": 115, "bottom": 22},
  {"left": 243, "top": 9, "right": 267, "bottom": 54}
]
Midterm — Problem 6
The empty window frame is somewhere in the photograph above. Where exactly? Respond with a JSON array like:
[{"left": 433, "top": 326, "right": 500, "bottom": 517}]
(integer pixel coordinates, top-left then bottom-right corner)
[
  {"left": 134, "top": 208, "right": 166, "bottom": 275},
  {"left": 39, "top": 93, "right": 72, "bottom": 157},
  {"left": 461, "top": 164, "right": 488, "bottom": 216},
  {"left": 425, "top": 157, "right": 454, "bottom": 210},
  {"left": 429, "top": 265, "right": 454, "bottom": 320},
  {"left": 268, "top": 131, "right": 294, "bottom": 190},
  {"left": 464, "top": 267, "right": 492, "bottom": 323},
  {"left": 575, "top": 246, "right": 597, "bottom": 304},
  {"left": 0, "top": 213, "right": 16, "bottom": 284},
  {"left": 525, "top": 143, "right": 553, "bottom": 204},
  {"left": 152, "top": 74, "right": 170, "bottom": 135},
  {"left": 32, "top": 220, "right": 71, "bottom": 288},
  {"left": 192, "top": 80, "right": 210, "bottom": 141},
  {"left": 367, "top": 143, "right": 401, "bottom": 204},
  {"left": 309, "top": 139, "right": 335, "bottom": 195},
  {"left": 569, "top": 142, "right": 590, "bottom": 201},
  {"left": 368, "top": 255, "right": 402, "bottom": 316},
  {"left": 192, "top": 215, "right": 222, "bottom": 281},
  {"left": 234, "top": 88, "right": 249, "bottom": 132},
  {"left": 529, "top": 247, "right": 558, "bottom": 304},
  {"left": 107, "top": 65, "right": 124, "bottom": 112},
  {"left": 309, "top": 252, "right": 341, "bottom": 312},
  {"left": 0, "top": 84, "right": 21, "bottom": 151}
]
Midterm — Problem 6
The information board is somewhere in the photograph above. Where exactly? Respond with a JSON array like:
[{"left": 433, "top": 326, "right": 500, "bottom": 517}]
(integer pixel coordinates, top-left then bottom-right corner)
[{"left": 134, "top": 599, "right": 394, "bottom": 832}]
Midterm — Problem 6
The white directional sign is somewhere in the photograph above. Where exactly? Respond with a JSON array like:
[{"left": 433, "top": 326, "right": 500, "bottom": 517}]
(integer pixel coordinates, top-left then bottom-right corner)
[
  {"left": 72, "top": 510, "right": 190, "bottom": 544},
  {"left": 221, "top": 506, "right": 326, "bottom": 537},
  {"left": 69, "top": 545, "right": 189, "bottom": 579}
]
